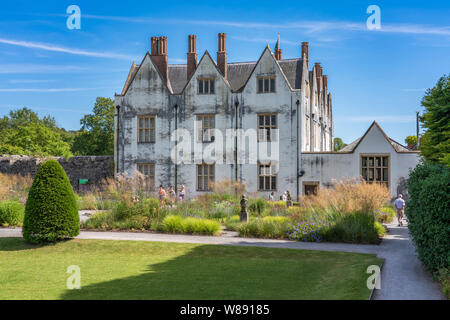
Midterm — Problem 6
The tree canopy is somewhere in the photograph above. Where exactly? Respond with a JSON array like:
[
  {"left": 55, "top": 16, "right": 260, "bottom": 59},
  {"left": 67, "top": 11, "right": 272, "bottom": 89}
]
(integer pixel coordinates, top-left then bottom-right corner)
[
  {"left": 333, "top": 138, "right": 347, "bottom": 151},
  {"left": 71, "top": 97, "right": 115, "bottom": 156},
  {"left": 0, "top": 108, "right": 72, "bottom": 158},
  {"left": 405, "top": 136, "right": 418, "bottom": 149},
  {"left": 419, "top": 75, "right": 450, "bottom": 166}
]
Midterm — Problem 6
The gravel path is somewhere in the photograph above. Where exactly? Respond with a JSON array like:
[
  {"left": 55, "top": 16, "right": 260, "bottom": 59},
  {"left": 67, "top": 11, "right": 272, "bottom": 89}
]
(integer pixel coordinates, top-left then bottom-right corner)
[{"left": 0, "top": 222, "right": 445, "bottom": 300}]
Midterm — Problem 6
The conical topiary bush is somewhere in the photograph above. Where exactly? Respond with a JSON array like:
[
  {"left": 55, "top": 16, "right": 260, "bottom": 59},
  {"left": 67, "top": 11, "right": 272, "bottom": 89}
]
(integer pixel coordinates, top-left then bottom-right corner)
[{"left": 23, "top": 159, "right": 80, "bottom": 243}]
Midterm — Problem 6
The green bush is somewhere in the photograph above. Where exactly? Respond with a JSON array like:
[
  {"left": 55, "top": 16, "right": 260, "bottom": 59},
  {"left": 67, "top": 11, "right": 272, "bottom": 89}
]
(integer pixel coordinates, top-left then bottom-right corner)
[
  {"left": 377, "top": 205, "right": 396, "bottom": 223},
  {"left": 321, "top": 211, "right": 385, "bottom": 244},
  {"left": 248, "top": 198, "right": 267, "bottom": 216},
  {"left": 0, "top": 201, "right": 25, "bottom": 226},
  {"left": 407, "top": 162, "right": 450, "bottom": 276},
  {"left": 161, "top": 215, "right": 221, "bottom": 235},
  {"left": 238, "top": 218, "right": 291, "bottom": 239},
  {"left": 22, "top": 160, "right": 80, "bottom": 243}
]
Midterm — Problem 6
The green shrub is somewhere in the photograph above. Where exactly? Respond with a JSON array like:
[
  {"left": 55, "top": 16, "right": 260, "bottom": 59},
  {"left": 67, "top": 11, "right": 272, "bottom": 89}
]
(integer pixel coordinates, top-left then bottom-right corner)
[
  {"left": 377, "top": 205, "right": 396, "bottom": 223},
  {"left": 77, "top": 194, "right": 98, "bottom": 210},
  {"left": 407, "top": 162, "right": 450, "bottom": 276},
  {"left": 224, "top": 215, "right": 241, "bottom": 231},
  {"left": 248, "top": 198, "right": 266, "bottom": 216},
  {"left": 161, "top": 215, "right": 221, "bottom": 235},
  {"left": 238, "top": 218, "right": 291, "bottom": 239},
  {"left": 321, "top": 211, "right": 385, "bottom": 244},
  {"left": 0, "top": 201, "right": 25, "bottom": 226},
  {"left": 22, "top": 160, "right": 80, "bottom": 243}
]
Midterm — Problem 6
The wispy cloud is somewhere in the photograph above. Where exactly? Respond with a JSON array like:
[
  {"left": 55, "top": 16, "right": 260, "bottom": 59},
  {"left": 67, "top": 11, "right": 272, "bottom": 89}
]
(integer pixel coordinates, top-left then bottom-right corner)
[
  {"left": 0, "top": 87, "right": 110, "bottom": 92},
  {"left": 0, "top": 64, "right": 87, "bottom": 74},
  {"left": 70, "top": 14, "right": 450, "bottom": 36},
  {"left": 8, "top": 79, "right": 56, "bottom": 84},
  {"left": 230, "top": 36, "right": 299, "bottom": 46},
  {"left": 339, "top": 115, "right": 416, "bottom": 123},
  {"left": 0, "top": 38, "right": 133, "bottom": 60},
  {"left": 0, "top": 104, "right": 88, "bottom": 113}
]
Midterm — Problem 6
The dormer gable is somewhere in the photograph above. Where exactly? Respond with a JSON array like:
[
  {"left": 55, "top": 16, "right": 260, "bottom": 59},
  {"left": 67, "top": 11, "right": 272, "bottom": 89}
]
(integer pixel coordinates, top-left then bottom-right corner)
[
  {"left": 241, "top": 46, "right": 295, "bottom": 94},
  {"left": 121, "top": 52, "right": 172, "bottom": 96}
]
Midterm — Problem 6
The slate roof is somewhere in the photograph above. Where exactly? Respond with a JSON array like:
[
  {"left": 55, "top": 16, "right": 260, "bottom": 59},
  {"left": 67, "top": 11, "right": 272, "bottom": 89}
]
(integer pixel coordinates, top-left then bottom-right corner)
[
  {"left": 122, "top": 56, "right": 304, "bottom": 95},
  {"left": 338, "top": 121, "right": 416, "bottom": 153}
]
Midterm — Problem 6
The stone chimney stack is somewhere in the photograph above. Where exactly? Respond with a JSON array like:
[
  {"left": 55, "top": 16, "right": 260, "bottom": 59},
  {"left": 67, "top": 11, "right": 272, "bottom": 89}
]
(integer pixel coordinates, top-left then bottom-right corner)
[
  {"left": 302, "top": 42, "right": 309, "bottom": 65},
  {"left": 150, "top": 36, "right": 169, "bottom": 86},
  {"left": 217, "top": 33, "right": 227, "bottom": 79},
  {"left": 315, "top": 62, "right": 322, "bottom": 91},
  {"left": 187, "top": 35, "right": 198, "bottom": 80},
  {"left": 275, "top": 48, "right": 282, "bottom": 60}
]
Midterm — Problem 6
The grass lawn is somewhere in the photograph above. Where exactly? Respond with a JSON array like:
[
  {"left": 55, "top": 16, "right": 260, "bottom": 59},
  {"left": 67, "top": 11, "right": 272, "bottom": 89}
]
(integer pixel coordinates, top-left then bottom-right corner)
[{"left": 0, "top": 238, "right": 382, "bottom": 300}]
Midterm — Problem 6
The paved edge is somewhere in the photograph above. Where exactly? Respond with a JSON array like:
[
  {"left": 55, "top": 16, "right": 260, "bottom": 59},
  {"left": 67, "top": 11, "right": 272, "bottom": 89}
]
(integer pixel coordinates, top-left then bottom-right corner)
[
  {"left": 369, "top": 259, "right": 385, "bottom": 300},
  {"left": 0, "top": 227, "right": 381, "bottom": 255}
]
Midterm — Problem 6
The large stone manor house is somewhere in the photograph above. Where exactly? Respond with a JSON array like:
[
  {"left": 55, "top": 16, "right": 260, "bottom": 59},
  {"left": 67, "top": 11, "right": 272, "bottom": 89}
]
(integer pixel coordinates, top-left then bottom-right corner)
[{"left": 114, "top": 33, "right": 420, "bottom": 199}]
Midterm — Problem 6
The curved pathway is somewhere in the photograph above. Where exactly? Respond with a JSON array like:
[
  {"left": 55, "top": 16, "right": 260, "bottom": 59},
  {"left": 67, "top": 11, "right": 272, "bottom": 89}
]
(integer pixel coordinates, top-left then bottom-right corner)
[{"left": 0, "top": 223, "right": 444, "bottom": 300}]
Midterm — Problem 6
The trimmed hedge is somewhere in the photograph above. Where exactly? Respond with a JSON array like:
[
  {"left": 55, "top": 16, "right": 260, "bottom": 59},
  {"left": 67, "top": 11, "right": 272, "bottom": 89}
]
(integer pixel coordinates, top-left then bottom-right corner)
[
  {"left": 0, "top": 201, "right": 25, "bottom": 226},
  {"left": 407, "top": 162, "right": 450, "bottom": 274},
  {"left": 161, "top": 215, "right": 221, "bottom": 235},
  {"left": 23, "top": 160, "right": 80, "bottom": 243}
]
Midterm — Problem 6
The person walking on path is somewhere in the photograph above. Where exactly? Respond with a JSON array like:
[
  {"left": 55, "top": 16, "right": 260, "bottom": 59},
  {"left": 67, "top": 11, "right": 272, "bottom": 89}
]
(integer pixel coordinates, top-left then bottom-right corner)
[
  {"left": 168, "top": 186, "right": 176, "bottom": 207},
  {"left": 394, "top": 194, "right": 406, "bottom": 226},
  {"left": 178, "top": 185, "right": 185, "bottom": 201},
  {"left": 158, "top": 185, "right": 166, "bottom": 206}
]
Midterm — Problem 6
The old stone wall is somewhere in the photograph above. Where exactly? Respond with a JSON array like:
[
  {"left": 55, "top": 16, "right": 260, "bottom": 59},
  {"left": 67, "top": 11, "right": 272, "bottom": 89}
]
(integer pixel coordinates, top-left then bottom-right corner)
[{"left": 0, "top": 155, "right": 114, "bottom": 190}]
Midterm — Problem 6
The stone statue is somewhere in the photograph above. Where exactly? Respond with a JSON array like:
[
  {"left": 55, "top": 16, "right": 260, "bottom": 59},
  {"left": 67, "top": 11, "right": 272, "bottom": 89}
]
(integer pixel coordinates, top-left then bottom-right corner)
[
  {"left": 286, "top": 190, "right": 293, "bottom": 208},
  {"left": 240, "top": 194, "right": 249, "bottom": 223}
]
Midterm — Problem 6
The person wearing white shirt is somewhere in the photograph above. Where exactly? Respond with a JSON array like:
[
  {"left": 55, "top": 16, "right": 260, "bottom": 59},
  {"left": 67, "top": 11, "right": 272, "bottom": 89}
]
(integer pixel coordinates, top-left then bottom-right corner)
[{"left": 394, "top": 194, "right": 406, "bottom": 226}]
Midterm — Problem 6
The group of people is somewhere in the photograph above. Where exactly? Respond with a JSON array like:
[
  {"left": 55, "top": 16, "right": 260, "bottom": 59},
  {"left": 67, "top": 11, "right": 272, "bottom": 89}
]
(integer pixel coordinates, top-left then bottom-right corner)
[
  {"left": 157, "top": 185, "right": 185, "bottom": 206},
  {"left": 268, "top": 190, "right": 293, "bottom": 207}
]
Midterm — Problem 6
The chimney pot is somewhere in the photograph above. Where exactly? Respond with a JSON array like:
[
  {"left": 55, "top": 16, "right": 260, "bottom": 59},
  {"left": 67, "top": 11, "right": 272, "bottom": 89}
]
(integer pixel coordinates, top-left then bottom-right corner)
[
  {"left": 302, "top": 42, "right": 309, "bottom": 65},
  {"left": 187, "top": 35, "right": 198, "bottom": 80},
  {"left": 150, "top": 36, "right": 169, "bottom": 86},
  {"left": 275, "top": 48, "right": 282, "bottom": 60},
  {"left": 217, "top": 33, "right": 227, "bottom": 79}
]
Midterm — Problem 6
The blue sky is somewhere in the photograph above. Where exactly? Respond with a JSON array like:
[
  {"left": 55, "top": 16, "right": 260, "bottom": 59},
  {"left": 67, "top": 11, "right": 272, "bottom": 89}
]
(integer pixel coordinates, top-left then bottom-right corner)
[{"left": 0, "top": 0, "right": 449, "bottom": 144}]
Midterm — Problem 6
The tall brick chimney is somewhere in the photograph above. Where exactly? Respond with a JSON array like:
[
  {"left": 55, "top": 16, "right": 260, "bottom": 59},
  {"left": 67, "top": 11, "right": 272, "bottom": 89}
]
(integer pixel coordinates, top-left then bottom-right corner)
[
  {"left": 217, "top": 33, "right": 227, "bottom": 79},
  {"left": 302, "top": 42, "right": 309, "bottom": 65},
  {"left": 275, "top": 48, "right": 282, "bottom": 60},
  {"left": 315, "top": 62, "right": 322, "bottom": 90},
  {"left": 150, "top": 36, "right": 169, "bottom": 85},
  {"left": 187, "top": 35, "right": 198, "bottom": 80}
]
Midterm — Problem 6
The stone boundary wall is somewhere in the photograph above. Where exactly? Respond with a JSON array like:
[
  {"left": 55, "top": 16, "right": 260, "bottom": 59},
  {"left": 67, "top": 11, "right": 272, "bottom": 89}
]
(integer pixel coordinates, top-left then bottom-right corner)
[{"left": 0, "top": 155, "right": 114, "bottom": 191}]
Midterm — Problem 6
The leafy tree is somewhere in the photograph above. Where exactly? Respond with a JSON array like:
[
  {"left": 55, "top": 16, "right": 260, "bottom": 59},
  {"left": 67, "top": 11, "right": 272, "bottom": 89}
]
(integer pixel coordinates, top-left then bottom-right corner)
[
  {"left": 420, "top": 75, "right": 450, "bottom": 166},
  {"left": 333, "top": 138, "right": 347, "bottom": 151},
  {"left": 0, "top": 107, "right": 72, "bottom": 158},
  {"left": 23, "top": 160, "right": 79, "bottom": 243},
  {"left": 72, "top": 97, "right": 115, "bottom": 156},
  {"left": 405, "top": 135, "right": 418, "bottom": 149}
]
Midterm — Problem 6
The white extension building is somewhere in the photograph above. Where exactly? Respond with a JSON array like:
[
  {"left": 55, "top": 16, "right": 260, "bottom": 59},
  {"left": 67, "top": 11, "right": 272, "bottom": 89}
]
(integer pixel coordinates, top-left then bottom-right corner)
[{"left": 114, "top": 33, "right": 420, "bottom": 199}]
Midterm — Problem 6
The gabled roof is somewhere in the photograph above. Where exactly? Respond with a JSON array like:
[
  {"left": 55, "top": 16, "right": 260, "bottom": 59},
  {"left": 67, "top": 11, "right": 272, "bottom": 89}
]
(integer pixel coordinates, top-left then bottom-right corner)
[
  {"left": 120, "top": 52, "right": 172, "bottom": 96},
  {"left": 338, "top": 121, "right": 419, "bottom": 153},
  {"left": 180, "top": 50, "right": 232, "bottom": 94},
  {"left": 120, "top": 49, "right": 304, "bottom": 95}
]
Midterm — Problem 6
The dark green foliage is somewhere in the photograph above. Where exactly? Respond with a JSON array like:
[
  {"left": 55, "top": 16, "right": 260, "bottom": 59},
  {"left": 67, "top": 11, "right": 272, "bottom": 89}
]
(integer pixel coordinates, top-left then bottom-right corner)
[
  {"left": 407, "top": 162, "right": 450, "bottom": 274},
  {"left": 333, "top": 137, "right": 347, "bottom": 151},
  {"left": 321, "top": 212, "right": 385, "bottom": 244},
  {"left": 0, "top": 107, "right": 73, "bottom": 157},
  {"left": 72, "top": 97, "right": 115, "bottom": 156},
  {"left": 0, "top": 201, "right": 25, "bottom": 226},
  {"left": 419, "top": 75, "right": 450, "bottom": 166},
  {"left": 405, "top": 136, "right": 418, "bottom": 149},
  {"left": 248, "top": 198, "right": 266, "bottom": 216},
  {"left": 22, "top": 160, "right": 80, "bottom": 243}
]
